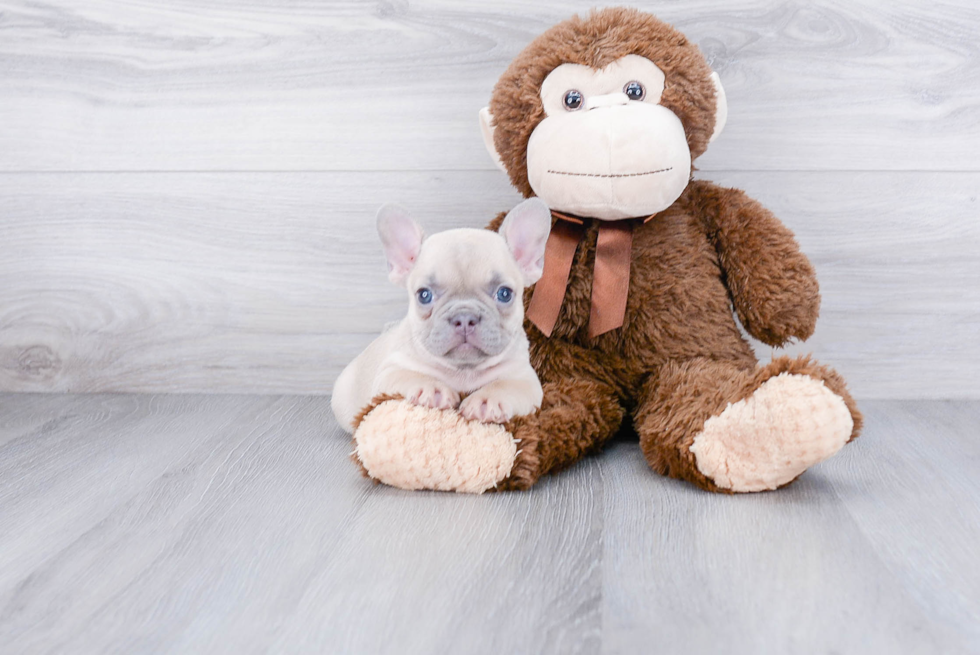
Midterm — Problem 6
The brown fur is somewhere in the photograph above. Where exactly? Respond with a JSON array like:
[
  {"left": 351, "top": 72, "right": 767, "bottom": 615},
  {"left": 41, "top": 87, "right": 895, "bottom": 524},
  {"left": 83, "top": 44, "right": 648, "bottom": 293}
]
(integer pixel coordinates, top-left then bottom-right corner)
[
  {"left": 498, "top": 375, "right": 625, "bottom": 491},
  {"left": 635, "top": 355, "right": 862, "bottom": 493},
  {"left": 485, "top": 9, "right": 861, "bottom": 492}
]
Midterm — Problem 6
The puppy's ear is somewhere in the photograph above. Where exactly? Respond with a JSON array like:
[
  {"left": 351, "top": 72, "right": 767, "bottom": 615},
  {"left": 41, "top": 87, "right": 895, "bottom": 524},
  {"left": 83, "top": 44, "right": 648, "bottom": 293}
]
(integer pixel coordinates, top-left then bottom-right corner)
[
  {"left": 500, "top": 197, "right": 552, "bottom": 285},
  {"left": 377, "top": 204, "right": 424, "bottom": 285}
]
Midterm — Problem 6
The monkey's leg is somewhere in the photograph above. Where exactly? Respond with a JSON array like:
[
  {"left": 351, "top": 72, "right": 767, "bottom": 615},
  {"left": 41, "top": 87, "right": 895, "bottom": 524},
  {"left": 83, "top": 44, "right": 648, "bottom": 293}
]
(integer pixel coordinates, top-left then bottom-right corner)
[
  {"left": 351, "top": 394, "right": 520, "bottom": 494},
  {"left": 497, "top": 376, "right": 625, "bottom": 491},
  {"left": 350, "top": 375, "right": 623, "bottom": 494},
  {"left": 634, "top": 356, "right": 862, "bottom": 493}
]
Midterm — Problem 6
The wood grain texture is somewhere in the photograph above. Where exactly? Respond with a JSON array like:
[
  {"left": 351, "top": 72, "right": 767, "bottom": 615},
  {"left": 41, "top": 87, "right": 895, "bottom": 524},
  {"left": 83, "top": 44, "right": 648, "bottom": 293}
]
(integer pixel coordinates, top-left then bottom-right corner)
[
  {"left": 0, "top": 392, "right": 88, "bottom": 447},
  {"left": 268, "top": 459, "right": 602, "bottom": 655},
  {"left": 600, "top": 399, "right": 980, "bottom": 653},
  {"left": 1, "top": 1, "right": 977, "bottom": 397},
  {"left": 1, "top": 393, "right": 978, "bottom": 652},
  {"left": 0, "top": 170, "right": 977, "bottom": 397},
  {"left": 0, "top": 393, "right": 600, "bottom": 654},
  {"left": 827, "top": 400, "right": 980, "bottom": 648},
  {"left": 0, "top": 170, "right": 522, "bottom": 394},
  {"left": 0, "top": 0, "right": 978, "bottom": 172}
]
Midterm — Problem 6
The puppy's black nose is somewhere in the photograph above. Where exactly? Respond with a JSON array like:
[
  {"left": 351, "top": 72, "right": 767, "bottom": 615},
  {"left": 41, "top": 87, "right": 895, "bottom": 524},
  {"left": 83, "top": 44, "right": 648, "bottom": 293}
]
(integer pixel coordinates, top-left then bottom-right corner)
[{"left": 450, "top": 312, "right": 481, "bottom": 337}]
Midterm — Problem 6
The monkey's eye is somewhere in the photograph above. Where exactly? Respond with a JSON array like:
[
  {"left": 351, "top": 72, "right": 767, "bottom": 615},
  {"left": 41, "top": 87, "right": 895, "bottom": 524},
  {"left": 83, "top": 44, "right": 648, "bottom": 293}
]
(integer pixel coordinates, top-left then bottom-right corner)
[
  {"left": 624, "top": 81, "right": 645, "bottom": 101},
  {"left": 495, "top": 286, "right": 514, "bottom": 303},
  {"left": 416, "top": 288, "right": 434, "bottom": 305},
  {"left": 563, "top": 89, "right": 583, "bottom": 111}
]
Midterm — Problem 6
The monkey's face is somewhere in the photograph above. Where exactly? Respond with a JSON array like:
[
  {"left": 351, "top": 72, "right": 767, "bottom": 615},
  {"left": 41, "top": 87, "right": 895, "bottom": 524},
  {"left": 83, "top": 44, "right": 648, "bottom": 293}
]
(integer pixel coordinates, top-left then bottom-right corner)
[
  {"left": 482, "top": 16, "right": 729, "bottom": 221},
  {"left": 526, "top": 55, "right": 691, "bottom": 221}
]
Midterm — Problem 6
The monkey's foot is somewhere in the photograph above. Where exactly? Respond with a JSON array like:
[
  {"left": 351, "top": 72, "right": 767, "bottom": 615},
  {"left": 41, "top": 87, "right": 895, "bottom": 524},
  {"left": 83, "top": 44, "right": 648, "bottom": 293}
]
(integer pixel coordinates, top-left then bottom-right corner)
[
  {"left": 688, "top": 373, "right": 854, "bottom": 492},
  {"left": 351, "top": 396, "right": 517, "bottom": 494}
]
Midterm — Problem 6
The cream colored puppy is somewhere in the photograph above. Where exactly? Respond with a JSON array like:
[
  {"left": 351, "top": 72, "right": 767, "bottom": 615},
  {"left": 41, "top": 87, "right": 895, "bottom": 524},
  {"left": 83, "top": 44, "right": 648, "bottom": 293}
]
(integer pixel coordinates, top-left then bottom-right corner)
[{"left": 331, "top": 198, "right": 552, "bottom": 433}]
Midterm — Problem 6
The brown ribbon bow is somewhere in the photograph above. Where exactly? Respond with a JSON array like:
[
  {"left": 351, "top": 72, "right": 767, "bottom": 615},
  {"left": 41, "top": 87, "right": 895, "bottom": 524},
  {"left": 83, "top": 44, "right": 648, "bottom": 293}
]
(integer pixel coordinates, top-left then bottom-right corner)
[{"left": 527, "top": 211, "right": 652, "bottom": 339}]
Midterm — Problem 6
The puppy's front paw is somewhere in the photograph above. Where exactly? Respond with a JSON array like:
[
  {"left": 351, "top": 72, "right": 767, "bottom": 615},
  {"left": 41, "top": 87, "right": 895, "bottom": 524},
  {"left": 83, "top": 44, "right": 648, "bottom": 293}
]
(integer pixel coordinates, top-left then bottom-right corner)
[
  {"left": 459, "top": 384, "right": 537, "bottom": 424},
  {"left": 406, "top": 382, "right": 460, "bottom": 411}
]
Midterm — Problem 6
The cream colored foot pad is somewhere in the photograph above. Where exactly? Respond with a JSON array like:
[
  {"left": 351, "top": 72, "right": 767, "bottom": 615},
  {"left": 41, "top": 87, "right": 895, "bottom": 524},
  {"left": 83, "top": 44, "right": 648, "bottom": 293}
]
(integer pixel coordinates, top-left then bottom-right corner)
[
  {"left": 690, "top": 373, "right": 853, "bottom": 492},
  {"left": 354, "top": 400, "right": 517, "bottom": 494}
]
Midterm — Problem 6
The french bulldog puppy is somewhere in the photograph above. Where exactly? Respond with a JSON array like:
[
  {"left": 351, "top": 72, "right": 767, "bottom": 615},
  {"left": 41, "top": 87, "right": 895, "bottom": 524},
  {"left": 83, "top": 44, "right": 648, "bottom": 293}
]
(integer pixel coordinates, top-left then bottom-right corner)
[{"left": 331, "top": 198, "right": 552, "bottom": 433}]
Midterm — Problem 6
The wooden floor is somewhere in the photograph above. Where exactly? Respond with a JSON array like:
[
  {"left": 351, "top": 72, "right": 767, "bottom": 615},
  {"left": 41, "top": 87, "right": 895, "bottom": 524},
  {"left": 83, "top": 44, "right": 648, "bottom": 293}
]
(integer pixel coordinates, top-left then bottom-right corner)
[{"left": 1, "top": 394, "right": 977, "bottom": 654}]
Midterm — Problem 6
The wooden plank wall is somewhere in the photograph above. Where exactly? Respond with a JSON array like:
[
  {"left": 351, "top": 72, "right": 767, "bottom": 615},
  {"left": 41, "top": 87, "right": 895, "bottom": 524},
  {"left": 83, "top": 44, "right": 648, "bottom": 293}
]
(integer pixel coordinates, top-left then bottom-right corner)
[{"left": 0, "top": 0, "right": 977, "bottom": 398}]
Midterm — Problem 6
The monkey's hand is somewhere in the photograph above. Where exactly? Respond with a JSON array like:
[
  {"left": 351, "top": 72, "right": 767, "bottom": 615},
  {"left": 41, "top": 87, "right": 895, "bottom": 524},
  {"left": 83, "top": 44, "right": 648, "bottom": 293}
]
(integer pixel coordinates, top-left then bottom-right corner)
[{"left": 689, "top": 180, "right": 821, "bottom": 346}]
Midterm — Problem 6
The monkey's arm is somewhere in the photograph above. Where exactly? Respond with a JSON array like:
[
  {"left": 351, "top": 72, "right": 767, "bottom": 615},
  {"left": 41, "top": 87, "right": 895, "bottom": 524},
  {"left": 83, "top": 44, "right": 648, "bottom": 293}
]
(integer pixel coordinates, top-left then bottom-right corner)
[{"left": 688, "top": 179, "right": 820, "bottom": 347}]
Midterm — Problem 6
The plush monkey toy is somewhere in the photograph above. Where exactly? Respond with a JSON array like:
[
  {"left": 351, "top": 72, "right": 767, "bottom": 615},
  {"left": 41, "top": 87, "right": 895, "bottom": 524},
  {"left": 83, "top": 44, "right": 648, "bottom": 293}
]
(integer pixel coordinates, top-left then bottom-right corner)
[{"left": 349, "top": 7, "right": 862, "bottom": 494}]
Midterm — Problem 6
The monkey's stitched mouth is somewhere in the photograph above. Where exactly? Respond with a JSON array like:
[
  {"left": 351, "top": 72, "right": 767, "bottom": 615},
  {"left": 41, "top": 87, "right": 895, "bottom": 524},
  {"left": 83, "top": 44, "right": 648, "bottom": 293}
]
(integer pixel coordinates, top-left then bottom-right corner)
[{"left": 546, "top": 167, "right": 673, "bottom": 178}]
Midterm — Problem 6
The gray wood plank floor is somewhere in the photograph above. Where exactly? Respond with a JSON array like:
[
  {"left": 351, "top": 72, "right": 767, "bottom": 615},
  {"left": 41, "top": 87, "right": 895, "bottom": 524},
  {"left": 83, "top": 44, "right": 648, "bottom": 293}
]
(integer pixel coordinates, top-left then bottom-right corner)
[{"left": 1, "top": 393, "right": 978, "bottom": 654}]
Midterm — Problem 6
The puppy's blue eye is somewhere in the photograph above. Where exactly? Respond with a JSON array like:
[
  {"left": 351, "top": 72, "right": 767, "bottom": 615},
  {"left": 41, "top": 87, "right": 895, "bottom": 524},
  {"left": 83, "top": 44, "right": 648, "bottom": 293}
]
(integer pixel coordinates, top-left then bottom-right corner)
[
  {"left": 417, "top": 288, "right": 433, "bottom": 305},
  {"left": 495, "top": 286, "right": 514, "bottom": 303}
]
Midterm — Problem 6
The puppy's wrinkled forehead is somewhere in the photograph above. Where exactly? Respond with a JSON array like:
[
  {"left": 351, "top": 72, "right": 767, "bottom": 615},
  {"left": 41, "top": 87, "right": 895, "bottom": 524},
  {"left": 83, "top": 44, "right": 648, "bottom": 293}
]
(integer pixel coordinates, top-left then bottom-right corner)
[{"left": 411, "top": 228, "right": 519, "bottom": 292}]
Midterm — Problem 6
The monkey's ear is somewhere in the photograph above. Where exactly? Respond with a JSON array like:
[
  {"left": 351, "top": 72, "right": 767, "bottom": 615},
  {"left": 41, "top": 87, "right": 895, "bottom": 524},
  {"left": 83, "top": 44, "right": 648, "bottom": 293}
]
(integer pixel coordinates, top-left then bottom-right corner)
[
  {"left": 376, "top": 204, "right": 424, "bottom": 286},
  {"left": 500, "top": 197, "right": 552, "bottom": 285},
  {"left": 479, "top": 107, "right": 508, "bottom": 173},
  {"left": 709, "top": 72, "right": 728, "bottom": 144}
]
